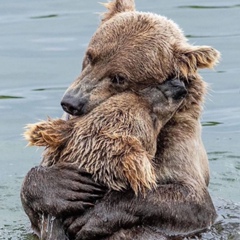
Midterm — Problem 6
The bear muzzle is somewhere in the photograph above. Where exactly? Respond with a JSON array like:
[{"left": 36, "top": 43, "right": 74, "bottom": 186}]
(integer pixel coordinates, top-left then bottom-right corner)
[
  {"left": 159, "top": 79, "right": 188, "bottom": 101},
  {"left": 61, "top": 93, "right": 88, "bottom": 116}
]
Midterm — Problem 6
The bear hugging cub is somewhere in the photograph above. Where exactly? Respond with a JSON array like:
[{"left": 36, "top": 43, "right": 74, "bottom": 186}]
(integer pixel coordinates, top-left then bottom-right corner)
[
  {"left": 21, "top": 0, "right": 220, "bottom": 239},
  {"left": 25, "top": 79, "right": 187, "bottom": 196}
]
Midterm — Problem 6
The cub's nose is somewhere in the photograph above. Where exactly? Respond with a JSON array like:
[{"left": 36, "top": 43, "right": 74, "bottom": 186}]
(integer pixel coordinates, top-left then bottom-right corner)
[
  {"left": 61, "top": 95, "right": 87, "bottom": 116},
  {"left": 162, "top": 79, "right": 187, "bottom": 100},
  {"left": 169, "top": 79, "right": 187, "bottom": 100}
]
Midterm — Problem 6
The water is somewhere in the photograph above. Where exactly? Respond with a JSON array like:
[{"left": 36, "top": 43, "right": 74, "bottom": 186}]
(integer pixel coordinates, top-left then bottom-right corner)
[{"left": 0, "top": 0, "right": 239, "bottom": 239}]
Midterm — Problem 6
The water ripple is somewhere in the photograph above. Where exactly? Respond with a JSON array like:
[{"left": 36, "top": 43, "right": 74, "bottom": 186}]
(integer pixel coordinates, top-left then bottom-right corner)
[
  {"left": 32, "top": 87, "right": 66, "bottom": 92},
  {"left": 179, "top": 4, "right": 240, "bottom": 9},
  {"left": 0, "top": 95, "right": 24, "bottom": 100},
  {"left": 202, "top": 121, "right": 223, "bottom": 127},
  {"left": 30, "top": 14, "right": 59, "bottom": 19},
  {"left": 186, "top": 33, "right": 240, "bottom": 39}
]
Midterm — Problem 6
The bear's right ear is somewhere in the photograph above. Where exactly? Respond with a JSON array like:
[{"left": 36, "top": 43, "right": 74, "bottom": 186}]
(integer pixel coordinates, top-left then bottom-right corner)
[
  {"left": 101, "top": 0, "right": 135, "bottom": 23},
  {"left": 174, "top": 44, "right": 220, "bottom": 78}
]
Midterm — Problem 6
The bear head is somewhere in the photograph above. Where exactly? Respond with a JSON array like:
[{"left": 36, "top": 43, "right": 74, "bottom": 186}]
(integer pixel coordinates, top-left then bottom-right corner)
[{"left": 61, "top": 0, "right": 220, "bottom": 119}]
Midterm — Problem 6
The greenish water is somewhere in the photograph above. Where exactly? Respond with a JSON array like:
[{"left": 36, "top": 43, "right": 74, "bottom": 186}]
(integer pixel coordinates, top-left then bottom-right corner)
[{"left": 0, "top": 0, "right": 239, "bottom": 239}]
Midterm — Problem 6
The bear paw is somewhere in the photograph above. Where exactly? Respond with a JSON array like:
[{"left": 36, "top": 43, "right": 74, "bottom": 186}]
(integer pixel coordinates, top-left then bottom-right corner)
[{"left": 24, "top": 119, "right": 66, "bottom": 147}]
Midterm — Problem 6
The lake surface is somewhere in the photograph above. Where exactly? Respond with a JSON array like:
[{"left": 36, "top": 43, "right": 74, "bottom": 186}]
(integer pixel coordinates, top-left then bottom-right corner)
[{"left": 0, "top": 0, "right": 239, "bottom": 239}]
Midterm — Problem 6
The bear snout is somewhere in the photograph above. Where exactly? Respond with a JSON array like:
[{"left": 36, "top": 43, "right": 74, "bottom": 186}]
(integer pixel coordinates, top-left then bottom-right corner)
[
  {"left": 172, "top": 84, "right": 188, "bottom": 101},
  {"left": 61, "top": 94, "right": 88, "bottom": 116},
  {"left": 159, "top": 79, "right": 187, "bottom": 101}
]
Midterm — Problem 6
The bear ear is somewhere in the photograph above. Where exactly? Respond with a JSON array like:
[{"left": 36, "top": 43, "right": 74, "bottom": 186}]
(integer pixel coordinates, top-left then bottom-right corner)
[
  {"left": 175, "top": 45, "right": 221, "bottom": 77},
  {"left": 101, "top": 0, "right": 135, "bottom": 22}
]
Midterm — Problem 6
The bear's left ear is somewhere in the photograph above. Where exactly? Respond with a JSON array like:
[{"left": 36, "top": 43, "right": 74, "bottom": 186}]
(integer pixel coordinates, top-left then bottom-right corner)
[
  {"left": 101, "top": 0, "right": 135, "bottom": 23},
  {"left": 175, "top": 45, "right": 221, "bottom": 77}
]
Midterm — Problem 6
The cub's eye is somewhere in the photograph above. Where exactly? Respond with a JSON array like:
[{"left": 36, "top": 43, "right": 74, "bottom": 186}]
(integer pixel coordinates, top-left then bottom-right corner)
[{"left": 111, "top": 74, "right": 126, "bottom": 85}]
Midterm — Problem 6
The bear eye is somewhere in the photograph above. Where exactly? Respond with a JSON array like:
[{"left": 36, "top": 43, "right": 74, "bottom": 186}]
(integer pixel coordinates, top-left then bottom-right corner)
[
  {"left": 86, "top": 52, "right": 93, "bottom": 64},
  {"left": 111, "top": 74, "right": 126, "bottom": 85},
  {"left": 82, "top": 52, "right": 93, "bottom": 70}
]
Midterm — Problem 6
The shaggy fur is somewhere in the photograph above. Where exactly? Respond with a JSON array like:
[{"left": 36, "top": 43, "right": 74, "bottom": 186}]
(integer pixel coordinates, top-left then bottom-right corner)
[
  {"left": 25, "top": 81, "right": 186, "bottom": 196},
  {"left": 21, "top": 0, "right": 220, "bottom": 239}
]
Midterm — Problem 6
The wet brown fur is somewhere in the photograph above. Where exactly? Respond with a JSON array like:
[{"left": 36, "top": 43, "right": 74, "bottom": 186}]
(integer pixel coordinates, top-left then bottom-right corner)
[
  {"left": 21, "top": 0, "right": 220, "bottom": 239},
  {"left": 25, "top": 86, "right": 185, "bottom": 196},
  {"left": 61, "top": 0, "right": 220, "bottom": 197}
]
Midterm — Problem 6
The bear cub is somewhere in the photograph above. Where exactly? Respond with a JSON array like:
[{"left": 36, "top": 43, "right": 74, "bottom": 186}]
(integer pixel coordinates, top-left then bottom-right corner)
[{"left": 24, "top": 79, "right": 187, "bottom": 195}]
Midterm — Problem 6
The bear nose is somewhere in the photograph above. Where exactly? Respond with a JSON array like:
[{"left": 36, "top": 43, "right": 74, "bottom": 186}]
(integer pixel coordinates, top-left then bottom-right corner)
[
  {"left": 168, "top": 79, "right": 187, "bottom": 100},
  {"left": 61, "top": 95, "right": 87, "bottom": 116},
  {"left": 172, "top": 85, "right": 187, "bottom": 100},
  {"left": 159, "top": 79, "right": 187, "bottom": 101}
]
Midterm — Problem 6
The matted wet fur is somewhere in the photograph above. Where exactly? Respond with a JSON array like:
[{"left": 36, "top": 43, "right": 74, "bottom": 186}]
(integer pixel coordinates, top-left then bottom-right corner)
[
  {"left": 24, "top": 80, "right": 186, "bottom": 240},
  {"left": 25, "top": 80, "right": 186, "bottom": 196},
  {"left": 21, "top": 0, "right": 220, "bottom": 239}
]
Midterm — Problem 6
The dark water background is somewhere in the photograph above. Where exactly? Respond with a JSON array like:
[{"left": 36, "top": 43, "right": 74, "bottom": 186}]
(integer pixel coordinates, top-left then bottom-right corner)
[{"left": 0, "top": 0, "right": 239, "bottom": 239}]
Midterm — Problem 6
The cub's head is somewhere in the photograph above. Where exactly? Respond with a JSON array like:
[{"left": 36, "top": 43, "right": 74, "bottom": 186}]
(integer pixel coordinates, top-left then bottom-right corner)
[
  {"left": 140, "top": 78, "right": 187, "bottom": 130},
  {"left": 61, "top": 0, "right": 220, "bottom": 116}
]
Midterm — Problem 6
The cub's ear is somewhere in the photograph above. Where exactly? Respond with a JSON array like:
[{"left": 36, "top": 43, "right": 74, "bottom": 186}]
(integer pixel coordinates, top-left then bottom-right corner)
[
  {"left": 175, "top": 45, "right": 221, "bottom": 77},
  {"left": 101, "top": 0, "right": 135, "bottom": 22}
]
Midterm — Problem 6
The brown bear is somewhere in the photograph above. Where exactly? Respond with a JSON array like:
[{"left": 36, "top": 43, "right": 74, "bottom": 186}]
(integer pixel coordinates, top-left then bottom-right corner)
[
  {"left": 25, "top": 79, "right": 187, "bottom": 196},
  {"left": 20, "top": 0, "right": 220, "bottom": 239},
  {"left": 24, "top": 79, "right": 186, "bottom": 240}
]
